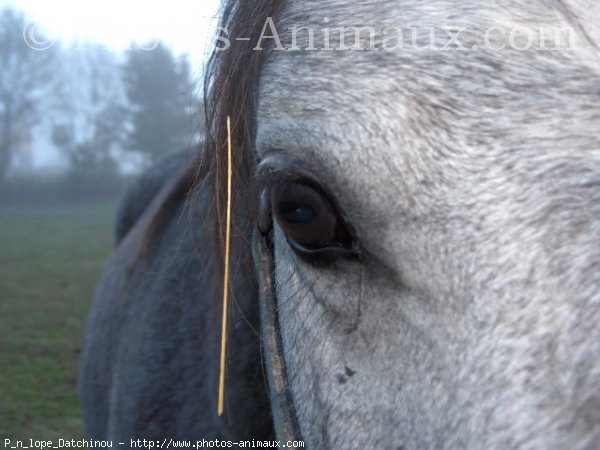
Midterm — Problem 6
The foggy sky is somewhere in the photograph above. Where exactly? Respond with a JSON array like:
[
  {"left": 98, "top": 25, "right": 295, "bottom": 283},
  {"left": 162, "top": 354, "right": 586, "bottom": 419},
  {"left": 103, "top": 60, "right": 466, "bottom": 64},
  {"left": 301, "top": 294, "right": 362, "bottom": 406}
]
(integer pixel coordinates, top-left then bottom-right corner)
[{"left": 1, "top": 0, "right": 220, "bottom": 71}]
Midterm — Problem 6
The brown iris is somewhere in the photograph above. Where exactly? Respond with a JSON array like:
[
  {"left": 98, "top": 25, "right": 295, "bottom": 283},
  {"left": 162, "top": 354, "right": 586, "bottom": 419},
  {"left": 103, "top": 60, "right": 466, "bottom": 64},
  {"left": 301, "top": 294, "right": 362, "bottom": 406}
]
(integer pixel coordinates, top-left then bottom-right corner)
[{"left": 271, "top": 183, "right": 351, "bottom": 251}]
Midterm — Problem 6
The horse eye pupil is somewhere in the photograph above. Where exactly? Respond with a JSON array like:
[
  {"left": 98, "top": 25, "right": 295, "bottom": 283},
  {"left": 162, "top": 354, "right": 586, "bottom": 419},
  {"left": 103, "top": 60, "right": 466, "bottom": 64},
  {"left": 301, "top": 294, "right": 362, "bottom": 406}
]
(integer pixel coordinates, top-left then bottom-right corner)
[{"left": 279, "top": 202, "right": 316, "bottom": 223}]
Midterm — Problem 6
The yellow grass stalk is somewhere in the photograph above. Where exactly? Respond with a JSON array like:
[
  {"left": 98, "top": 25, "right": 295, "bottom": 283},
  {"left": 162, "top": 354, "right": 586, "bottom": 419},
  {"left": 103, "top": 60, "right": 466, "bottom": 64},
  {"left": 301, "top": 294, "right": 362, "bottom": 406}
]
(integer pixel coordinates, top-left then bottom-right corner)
[{"left": 218, "top": 116, "right": 233, "bottom": 416}]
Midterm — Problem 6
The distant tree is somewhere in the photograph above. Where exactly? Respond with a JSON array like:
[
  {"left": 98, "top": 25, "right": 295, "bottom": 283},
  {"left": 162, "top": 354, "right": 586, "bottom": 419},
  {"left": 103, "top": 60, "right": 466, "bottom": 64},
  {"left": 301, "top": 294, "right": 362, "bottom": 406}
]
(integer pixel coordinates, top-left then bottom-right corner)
[
  {"left": 51, "top": 44, "right": 128, "bottom": 182},
  {"left": 122, "top": 42, "right": 195, "bottom": 164},
  {"left": 0, "top": 7, "right": 56, "bottom": 182}
]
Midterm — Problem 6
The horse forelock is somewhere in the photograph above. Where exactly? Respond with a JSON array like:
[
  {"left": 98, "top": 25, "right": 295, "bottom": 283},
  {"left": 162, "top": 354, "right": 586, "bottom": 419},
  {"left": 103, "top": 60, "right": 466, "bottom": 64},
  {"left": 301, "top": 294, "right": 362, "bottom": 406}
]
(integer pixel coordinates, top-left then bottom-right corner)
[{"left": 199, "top": 0, "right": 287, "bottom": 262}]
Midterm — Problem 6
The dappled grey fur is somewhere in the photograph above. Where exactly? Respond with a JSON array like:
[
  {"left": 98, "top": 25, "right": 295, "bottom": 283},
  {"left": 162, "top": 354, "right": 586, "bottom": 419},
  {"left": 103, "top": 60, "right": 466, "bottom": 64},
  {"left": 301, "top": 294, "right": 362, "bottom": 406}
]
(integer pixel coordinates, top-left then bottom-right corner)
[
  {"left": 256, "top": 0, "right": 600, "bottom": 448},
  {"left": 80, "top": 154, "right": 273, "bottom": 442}
]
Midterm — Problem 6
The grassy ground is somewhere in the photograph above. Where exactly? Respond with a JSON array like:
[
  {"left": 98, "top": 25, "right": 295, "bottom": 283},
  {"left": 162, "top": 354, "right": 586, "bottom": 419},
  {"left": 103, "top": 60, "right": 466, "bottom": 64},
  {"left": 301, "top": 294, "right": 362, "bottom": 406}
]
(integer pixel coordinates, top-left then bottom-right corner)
[{"left": 0, "top": 203, "right": 116, "bottom": 440}]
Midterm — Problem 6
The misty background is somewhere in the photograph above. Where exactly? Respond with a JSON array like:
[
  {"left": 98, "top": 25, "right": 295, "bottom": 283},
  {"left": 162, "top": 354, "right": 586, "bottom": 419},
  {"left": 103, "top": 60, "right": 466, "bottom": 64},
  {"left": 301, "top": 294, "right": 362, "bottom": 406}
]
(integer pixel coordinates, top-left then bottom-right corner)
[
  {"left": 0, "top": 0, "right": 219, "bottom": 439},
  {"left": 0, "top": 0, "right": 219, "bottom": 203}
]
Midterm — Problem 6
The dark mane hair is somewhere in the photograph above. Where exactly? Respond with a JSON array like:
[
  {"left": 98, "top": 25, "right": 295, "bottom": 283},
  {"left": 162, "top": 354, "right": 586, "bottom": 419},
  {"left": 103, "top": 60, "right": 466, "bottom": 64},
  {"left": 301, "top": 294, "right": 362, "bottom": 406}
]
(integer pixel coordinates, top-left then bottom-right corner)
[
  {"left": 198, "top": 0, "right": 286, "bottom": 257},
  {"left": 131, "top": 0, "right": 286, "bottom": 276}
]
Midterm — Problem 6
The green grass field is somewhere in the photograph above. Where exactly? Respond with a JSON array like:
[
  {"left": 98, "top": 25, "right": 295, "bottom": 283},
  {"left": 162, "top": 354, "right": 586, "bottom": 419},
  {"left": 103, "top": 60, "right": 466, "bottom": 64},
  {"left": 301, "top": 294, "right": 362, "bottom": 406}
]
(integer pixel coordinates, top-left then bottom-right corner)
[{"left": 0, "top": 203, "right": 116, "bottom": 440}]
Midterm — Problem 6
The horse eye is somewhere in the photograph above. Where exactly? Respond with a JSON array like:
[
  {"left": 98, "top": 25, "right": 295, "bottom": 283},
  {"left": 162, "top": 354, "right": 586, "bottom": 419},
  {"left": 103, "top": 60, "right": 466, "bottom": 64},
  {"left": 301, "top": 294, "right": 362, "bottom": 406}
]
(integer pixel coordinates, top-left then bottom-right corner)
[{"left": 270, "top": 183, "right": 358, "bottom": 261}]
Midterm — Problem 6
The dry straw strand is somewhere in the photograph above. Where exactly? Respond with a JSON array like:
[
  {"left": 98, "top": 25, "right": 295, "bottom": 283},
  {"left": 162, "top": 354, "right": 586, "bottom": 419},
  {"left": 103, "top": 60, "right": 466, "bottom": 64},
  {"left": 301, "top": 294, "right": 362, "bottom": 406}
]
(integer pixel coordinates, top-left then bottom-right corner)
[{"left": 218, "top": 116, "right": 233, "bottom": 416}]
